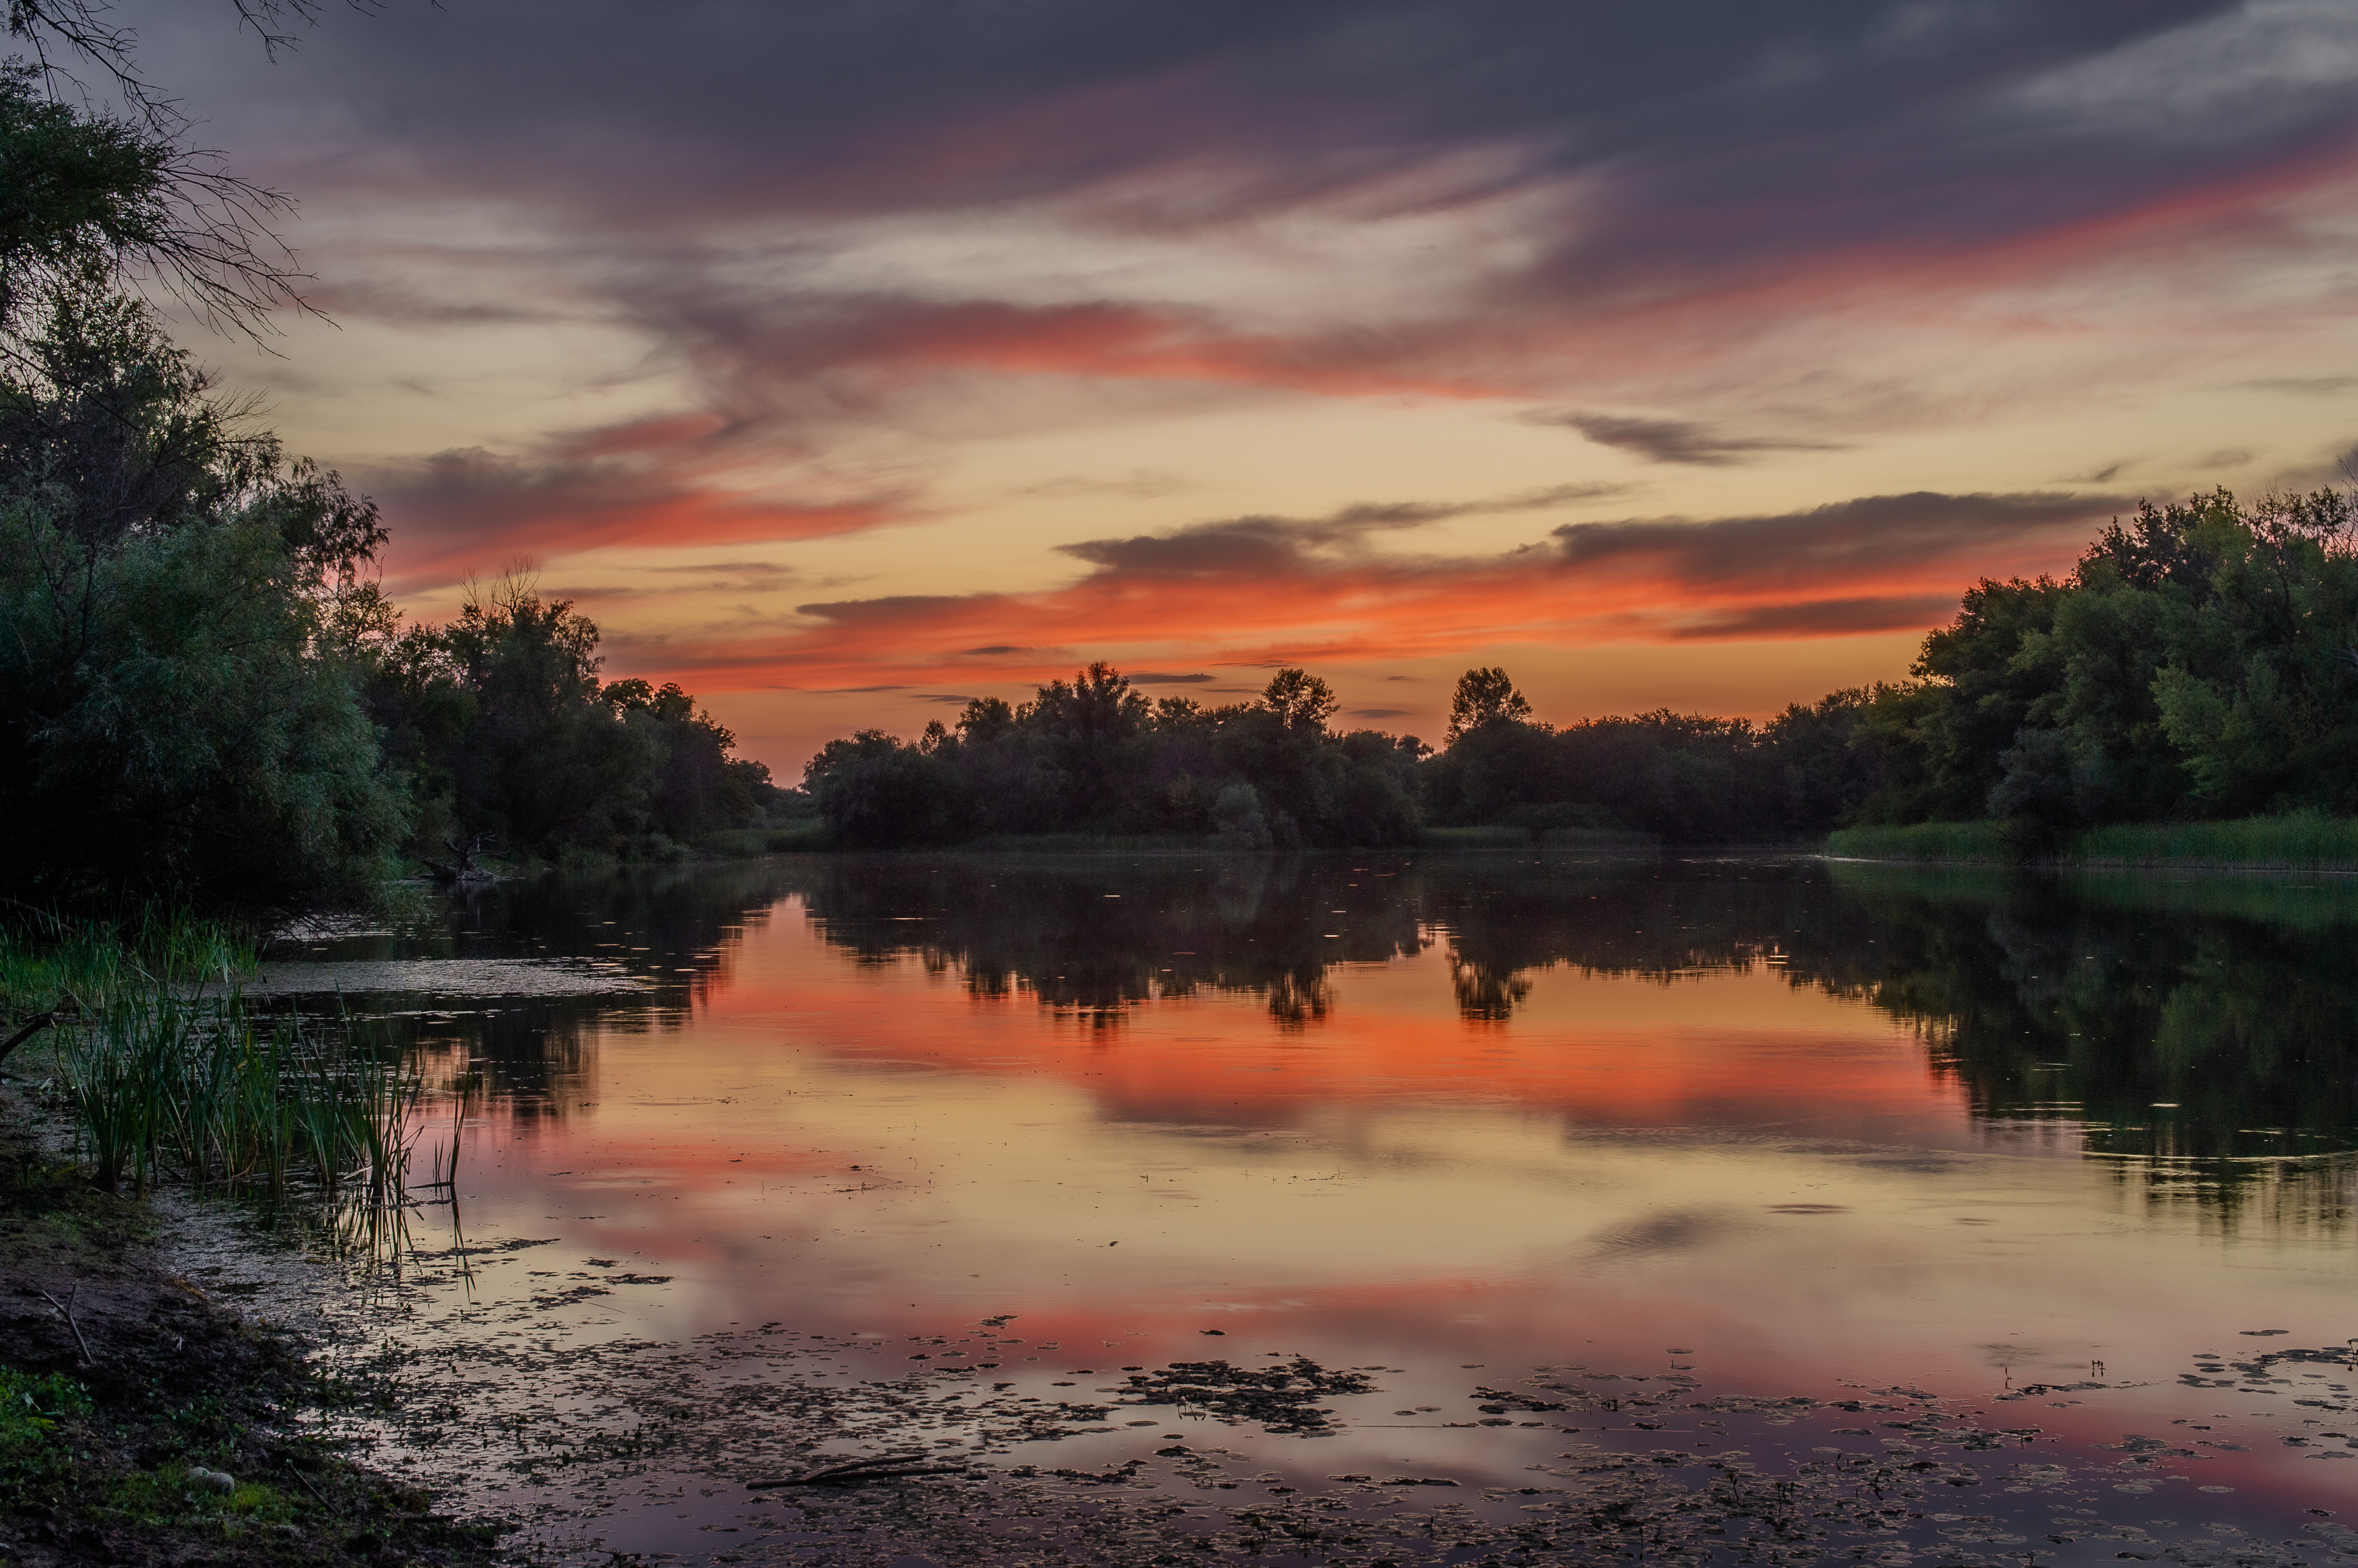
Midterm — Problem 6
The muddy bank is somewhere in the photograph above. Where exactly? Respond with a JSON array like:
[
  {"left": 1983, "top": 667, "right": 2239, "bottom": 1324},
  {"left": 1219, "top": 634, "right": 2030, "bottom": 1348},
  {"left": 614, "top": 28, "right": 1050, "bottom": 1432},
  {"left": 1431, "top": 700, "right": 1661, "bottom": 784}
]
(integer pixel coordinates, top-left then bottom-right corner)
[
  {"left": 268, "top": 1242, "right": 2358, "bottom": 1568},
  {"left": 0, "top": 1090, "right": 505, "bottom": 1567},
  {"left": 8, "top": 1087, "right": 2357, "bottom": 1567}
]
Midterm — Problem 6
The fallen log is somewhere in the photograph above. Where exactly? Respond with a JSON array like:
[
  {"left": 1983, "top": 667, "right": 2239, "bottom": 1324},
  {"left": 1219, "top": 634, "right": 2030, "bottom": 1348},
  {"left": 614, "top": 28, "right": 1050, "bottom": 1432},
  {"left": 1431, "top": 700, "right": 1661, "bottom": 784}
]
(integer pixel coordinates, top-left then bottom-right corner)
[{"left": 0, "top": 1012, "right": 55, "bottom": 1067}]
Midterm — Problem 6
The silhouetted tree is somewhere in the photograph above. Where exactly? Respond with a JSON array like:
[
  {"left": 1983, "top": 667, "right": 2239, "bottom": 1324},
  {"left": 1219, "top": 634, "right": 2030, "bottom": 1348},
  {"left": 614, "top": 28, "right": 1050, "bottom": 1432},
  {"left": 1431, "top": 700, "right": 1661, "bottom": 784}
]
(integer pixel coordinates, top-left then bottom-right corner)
[{"left": 1446, "top": 666, "right": 1532, "bottom": 741}]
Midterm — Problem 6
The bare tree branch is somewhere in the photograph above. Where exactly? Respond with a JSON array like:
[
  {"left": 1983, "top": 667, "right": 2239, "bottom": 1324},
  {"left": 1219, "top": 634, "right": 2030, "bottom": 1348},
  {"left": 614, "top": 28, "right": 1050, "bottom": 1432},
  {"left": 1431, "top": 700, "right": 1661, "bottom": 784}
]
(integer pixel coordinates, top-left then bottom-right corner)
[{"left": 3, "top": 1, "right": 391, "bottom": 335}]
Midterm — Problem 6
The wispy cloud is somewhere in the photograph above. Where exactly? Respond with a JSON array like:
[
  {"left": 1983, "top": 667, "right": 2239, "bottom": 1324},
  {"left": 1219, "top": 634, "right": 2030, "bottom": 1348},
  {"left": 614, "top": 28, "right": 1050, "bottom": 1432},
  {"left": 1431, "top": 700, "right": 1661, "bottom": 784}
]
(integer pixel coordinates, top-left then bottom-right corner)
[{"left": 1525, "top": 411, "right": 1845, "bottom": 465}]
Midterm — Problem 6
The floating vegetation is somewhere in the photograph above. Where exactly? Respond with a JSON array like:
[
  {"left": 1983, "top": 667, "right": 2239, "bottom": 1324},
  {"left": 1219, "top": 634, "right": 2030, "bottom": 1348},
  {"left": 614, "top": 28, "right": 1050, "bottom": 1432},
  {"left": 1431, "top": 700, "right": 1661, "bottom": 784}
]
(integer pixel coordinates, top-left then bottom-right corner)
[
  {"left": 214, "top": 1247, "right": 2355, "bottom": 1568},
  {"left": 237, "top": 956, "right": 652, "bottom": 1000},
  {"left": 1108, "top": 1357, "right": 1377, "bottom": 1434}
]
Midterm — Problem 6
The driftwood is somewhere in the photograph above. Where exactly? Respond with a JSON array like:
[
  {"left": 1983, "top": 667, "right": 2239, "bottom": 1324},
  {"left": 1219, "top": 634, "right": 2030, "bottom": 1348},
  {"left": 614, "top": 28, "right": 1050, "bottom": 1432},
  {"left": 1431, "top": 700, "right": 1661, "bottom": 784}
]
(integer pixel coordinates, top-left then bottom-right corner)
[
  {"left": 744, "top": 1449, "right": 969, "bottom": 1488},
  {"left": 0, "top": 1011, "right": 55, "bottom": 1067},
  {"left": 40, "top": 1284, "right": 94, "bottom": 1365}
]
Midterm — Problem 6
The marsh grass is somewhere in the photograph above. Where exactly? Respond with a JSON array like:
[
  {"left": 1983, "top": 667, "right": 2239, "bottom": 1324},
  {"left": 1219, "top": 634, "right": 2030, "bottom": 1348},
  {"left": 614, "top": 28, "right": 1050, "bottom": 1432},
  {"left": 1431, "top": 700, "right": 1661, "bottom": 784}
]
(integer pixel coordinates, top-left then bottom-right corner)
[
  {"left": 3, "top": 914, "right": 427, "bottom": 1222},
  {"left": 2070, "top": 811, "right": 2358, "bottom": 868},
  {"left": 1829, "top": 814, "right": 2358, "bottom": 870}
]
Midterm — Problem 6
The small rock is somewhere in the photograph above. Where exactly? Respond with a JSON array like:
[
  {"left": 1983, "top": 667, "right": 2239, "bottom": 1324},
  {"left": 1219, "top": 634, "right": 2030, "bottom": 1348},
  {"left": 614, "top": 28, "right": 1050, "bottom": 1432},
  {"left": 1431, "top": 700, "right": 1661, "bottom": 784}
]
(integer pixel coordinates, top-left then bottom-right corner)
[{"left": 186, "top": 1466, "right": 235, "bottom": 1492}]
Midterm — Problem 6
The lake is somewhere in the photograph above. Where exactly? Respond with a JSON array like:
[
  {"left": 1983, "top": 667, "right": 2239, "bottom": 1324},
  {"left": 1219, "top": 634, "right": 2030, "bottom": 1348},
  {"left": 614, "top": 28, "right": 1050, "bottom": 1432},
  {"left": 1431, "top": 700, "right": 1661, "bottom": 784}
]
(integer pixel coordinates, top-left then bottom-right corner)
[{"left": 245, "top": 851, "right": 2358, "bottom": 1565}]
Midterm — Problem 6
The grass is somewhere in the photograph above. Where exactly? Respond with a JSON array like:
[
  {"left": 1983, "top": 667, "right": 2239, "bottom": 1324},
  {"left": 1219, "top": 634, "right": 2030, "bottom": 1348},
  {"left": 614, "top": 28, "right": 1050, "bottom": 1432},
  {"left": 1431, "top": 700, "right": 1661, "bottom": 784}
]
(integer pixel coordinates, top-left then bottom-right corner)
[
  {"left": 1827, "top": 813, "right": 2358, "bottom": 870},
  {"left": 2070, "top": 812, "right": 2358, "bottom": 869}
]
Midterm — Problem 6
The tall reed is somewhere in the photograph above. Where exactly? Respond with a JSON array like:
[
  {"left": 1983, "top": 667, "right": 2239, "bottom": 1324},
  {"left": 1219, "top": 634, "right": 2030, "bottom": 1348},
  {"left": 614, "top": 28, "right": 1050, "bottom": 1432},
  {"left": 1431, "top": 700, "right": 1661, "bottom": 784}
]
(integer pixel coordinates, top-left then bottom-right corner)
[{"left": 4, "top": 914, "right": 424, "bottom": 1210}]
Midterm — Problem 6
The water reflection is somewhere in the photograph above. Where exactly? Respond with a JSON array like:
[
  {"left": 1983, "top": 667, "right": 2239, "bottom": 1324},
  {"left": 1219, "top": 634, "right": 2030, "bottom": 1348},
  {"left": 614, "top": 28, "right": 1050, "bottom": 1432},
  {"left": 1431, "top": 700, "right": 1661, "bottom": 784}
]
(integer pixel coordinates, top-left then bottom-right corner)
[
  {"left": 768, "top": 854, "right": 2358, "bottom": 1184},
  {"left": 290, "top": 852, "right": 2358, "bottom": 1208},
  {"left": 258, "top": 851, "right": 2358, "bottom": 1558}
]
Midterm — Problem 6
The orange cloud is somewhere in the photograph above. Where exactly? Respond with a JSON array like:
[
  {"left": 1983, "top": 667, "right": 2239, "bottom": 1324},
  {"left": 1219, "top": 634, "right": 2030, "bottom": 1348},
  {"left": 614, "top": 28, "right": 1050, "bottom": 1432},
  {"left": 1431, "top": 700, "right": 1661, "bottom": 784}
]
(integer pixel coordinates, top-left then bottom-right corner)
[{"left": 603, "top": 489, "right": 2120, "bottom": 696}]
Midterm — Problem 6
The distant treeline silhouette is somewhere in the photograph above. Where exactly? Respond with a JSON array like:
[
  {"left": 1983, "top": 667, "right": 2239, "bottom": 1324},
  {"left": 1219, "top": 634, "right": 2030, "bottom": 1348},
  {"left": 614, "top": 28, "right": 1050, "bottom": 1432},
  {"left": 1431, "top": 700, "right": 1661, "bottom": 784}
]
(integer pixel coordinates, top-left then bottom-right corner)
[{"left": 805, "top": 486, "right": 2358, "bottom": 849}]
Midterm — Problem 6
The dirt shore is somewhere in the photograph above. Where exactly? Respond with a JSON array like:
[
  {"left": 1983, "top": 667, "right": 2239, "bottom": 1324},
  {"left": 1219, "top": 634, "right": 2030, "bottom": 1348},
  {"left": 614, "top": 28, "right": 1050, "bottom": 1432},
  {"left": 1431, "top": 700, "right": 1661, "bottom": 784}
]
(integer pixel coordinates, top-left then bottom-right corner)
[{"left": 0, "top": 1090, "right": 506, "bottom": 1567}]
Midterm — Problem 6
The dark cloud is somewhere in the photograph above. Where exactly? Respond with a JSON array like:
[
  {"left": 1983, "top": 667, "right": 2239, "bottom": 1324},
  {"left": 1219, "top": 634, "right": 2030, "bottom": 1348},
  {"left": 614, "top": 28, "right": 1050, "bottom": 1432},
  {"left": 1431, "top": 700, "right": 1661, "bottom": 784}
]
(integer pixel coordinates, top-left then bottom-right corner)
[
  {"left": 147, "top": 1, "right": 2340, "bottom": 354},
  {"left": 367, "top": 447, "right": 903, "bottom": 585},
  {"left": 1128, "top": 672, "right": 1215, "bottom": 684},
  {"left": 693, "top": 486, "right": 2118, "bottom": 696},
  {"left": 1549, "top": 491, "right": 2124, "bottom": 588},
  {"left": 799, "top": 593, "right": 987, "bottom": 624},
  {"left": 180, "top": 3, "right": 2303, "bottom": 242},
  {"left": 1528, "top": 411, "right": 1845, "bottom": 466},
  {"left": 1664, "top": 594, "right": 1964, "bottom": 641},
  {"left": 963, "top": 645, "right": 1026, "bottom": 655},
  {"left": 1349, "top": 707, "right": 1413, "bottom": 718},
  {"left": 1058, "top": 482, "right": 1620, "bottom": 577}
]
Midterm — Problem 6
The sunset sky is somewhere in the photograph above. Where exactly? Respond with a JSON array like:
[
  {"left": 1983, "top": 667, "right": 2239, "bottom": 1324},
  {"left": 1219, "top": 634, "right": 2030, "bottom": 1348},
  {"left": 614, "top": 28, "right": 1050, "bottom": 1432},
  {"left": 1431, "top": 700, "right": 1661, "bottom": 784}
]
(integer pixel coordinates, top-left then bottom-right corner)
[{"left": 129, "top": 0, "right": 2358, "bottom": 773}]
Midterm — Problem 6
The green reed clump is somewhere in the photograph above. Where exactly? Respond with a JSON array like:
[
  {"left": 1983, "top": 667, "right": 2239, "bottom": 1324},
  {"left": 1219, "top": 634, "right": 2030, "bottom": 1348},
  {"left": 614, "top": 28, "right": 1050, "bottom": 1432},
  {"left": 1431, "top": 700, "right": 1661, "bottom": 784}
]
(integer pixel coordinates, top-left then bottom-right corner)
[
  {"left": 4, "top": 913, "right": 421, "bottom": 1205},
  {"left": 53, "top": 991, "right": 422, "bottom": 1202}
]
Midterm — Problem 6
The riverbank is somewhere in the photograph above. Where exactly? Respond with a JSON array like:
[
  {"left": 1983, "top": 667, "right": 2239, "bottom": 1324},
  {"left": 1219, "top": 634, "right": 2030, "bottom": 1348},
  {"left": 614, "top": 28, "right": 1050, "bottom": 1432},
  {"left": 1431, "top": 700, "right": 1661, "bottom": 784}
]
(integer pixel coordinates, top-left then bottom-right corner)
[
  {"left": 1827, "top": 813, "right": 2358, "bottom": 870},
  {"left": 0, "top": 1088, "right": 505, "bottom": 1567}
]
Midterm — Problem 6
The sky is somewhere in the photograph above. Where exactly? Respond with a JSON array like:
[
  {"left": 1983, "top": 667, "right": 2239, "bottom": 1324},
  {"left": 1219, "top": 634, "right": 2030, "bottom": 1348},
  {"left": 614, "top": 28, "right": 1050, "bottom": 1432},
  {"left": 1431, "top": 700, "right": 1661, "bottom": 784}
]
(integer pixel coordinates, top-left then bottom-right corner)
[{"left": 112, "top": 0, "right": 2358, "bottom": 773}]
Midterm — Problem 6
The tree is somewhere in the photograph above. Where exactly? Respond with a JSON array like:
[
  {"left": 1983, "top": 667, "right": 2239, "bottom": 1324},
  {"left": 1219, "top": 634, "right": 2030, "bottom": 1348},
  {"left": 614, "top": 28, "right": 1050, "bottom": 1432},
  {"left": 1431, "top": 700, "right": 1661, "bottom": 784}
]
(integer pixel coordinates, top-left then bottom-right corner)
[
  {"left": 1029, "top": 661, "right": 1149, "bottom": 820},
  {"left": 1446, "top": 667, "right": 1532, "bottom": 742},
  {"left": 0, "top": 279, "right": 403, "bottom": 902},
  {"left": 1, "top": 0, "right": 369, "bottom": 335},
  {"left": 1261, "top": 667, "right": 1339, "bottom": 732},
  {"left": 433, "top": 579, "right": 649, "bottom": 855}
]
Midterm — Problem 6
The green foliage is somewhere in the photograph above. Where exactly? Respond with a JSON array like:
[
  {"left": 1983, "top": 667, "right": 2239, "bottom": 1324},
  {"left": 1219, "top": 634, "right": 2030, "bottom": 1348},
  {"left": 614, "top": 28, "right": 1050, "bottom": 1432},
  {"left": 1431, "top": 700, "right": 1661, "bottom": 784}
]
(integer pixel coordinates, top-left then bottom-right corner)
[
  {"left": 0, "top": 271, "right": 404, "bottom": 905},
  {"left": 1829, "top": 813, "right": 2358, "bottom": 869},
  {"left": 1446, "top": 666, "right": 1531, "bottom": 741},
  {"left": 49, "top": 988, "right": 420, "bottom": 1200},
  {"left": 2068, "top": 813, "right": 2358, "bottom": 869},
  {"left": 1421, "top": 696, "right": 1863, "bottom": 841},
  {"left": 346, "top": 577, "right": 772, "bottom": 865},
  {"left": 0, "top": 1368, "right": 91, "bottom": 1444},
  {"left": 0, "top": 63, "right": 172, "bottom": 324},
  {"left": 1861, "top": 488, "right": 2358, "bottom": 832},
  {"left": 0, "top": 1367, "right": 90, "bottom": 1503},
  {"left": 3, "top": 913, "right": 422, "bottom": 1201}
]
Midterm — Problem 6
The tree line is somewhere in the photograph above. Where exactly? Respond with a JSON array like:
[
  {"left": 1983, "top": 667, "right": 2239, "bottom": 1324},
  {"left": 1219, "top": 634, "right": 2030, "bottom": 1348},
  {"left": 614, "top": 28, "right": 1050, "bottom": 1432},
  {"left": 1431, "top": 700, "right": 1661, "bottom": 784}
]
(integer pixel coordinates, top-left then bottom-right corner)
[
  {"left": 807, "top": 485, "right": 2358, "bottom": 850},
  {"left": 802, "top": 665, "right": 1422, "bottom": 849},
  {"left": 0, "top": 70, "right": 773, "bottom": 907}
]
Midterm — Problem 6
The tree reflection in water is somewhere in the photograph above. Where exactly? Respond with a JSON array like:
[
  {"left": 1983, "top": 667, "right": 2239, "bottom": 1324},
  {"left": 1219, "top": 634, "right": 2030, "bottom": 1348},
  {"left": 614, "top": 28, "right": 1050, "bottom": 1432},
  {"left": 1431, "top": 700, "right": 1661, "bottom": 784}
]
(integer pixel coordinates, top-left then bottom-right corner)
[{"left": 338, "top": 851, "right": 2358, "bottom": 1223}]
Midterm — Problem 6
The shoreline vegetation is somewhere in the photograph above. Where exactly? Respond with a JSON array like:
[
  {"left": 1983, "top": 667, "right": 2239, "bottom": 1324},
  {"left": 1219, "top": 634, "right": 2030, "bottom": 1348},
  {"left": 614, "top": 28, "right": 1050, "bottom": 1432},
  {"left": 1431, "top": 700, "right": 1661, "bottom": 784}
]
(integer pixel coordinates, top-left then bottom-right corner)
[{"left": 1829, "top": 813, "right": 2358, "bottom": 871}]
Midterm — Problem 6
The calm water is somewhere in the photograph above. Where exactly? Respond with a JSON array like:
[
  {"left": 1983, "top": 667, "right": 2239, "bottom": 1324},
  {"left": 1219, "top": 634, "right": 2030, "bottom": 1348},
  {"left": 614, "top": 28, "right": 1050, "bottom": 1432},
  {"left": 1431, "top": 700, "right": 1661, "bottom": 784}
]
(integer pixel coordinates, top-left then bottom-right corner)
[{"left": 260, "top": 852, "right": 2358, "bottom": 1560}]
